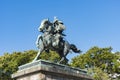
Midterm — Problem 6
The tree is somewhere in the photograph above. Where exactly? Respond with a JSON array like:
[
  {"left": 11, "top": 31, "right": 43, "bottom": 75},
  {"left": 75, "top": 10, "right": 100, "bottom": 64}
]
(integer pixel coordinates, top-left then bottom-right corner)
[
  {"left": 70, "top": 46, "right": 120, "bottom": 79},
  {"left": 0, "top": 47, "right": 120, "bottom": 80},
  {"left": 0, "top": 50, "right": 60, "bottom": 80},
  {"left": 39, "top": 50, "right": 61, "bottom": 62},
  {"left": 88, "top": 67, "right": 110, "bottom": 80},
  {"left": 0, "top": 50, "right": 37, "bottom": 80}
]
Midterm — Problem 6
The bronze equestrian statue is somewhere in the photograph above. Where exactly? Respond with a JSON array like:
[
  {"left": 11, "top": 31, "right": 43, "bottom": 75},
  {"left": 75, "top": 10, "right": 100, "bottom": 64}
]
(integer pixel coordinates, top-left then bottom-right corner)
[{"left": 33, "top": 18, "right": 81, "bottom": 63}]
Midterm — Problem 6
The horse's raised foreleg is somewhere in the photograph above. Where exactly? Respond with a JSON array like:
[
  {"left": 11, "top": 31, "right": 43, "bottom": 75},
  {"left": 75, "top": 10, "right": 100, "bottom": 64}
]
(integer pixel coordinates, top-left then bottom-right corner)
[
  {"left": 33, "top": 34, "right": 44, "bottom": 62},
  {"left": 32, "top": 49, "right": 43, "bottom": 62}
]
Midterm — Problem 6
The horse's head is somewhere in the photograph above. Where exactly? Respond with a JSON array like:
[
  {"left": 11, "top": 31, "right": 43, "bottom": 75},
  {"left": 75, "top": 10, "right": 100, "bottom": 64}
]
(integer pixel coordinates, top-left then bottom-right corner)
[{"left": 38, "top": 19, "right": 50, "bottom": 32}]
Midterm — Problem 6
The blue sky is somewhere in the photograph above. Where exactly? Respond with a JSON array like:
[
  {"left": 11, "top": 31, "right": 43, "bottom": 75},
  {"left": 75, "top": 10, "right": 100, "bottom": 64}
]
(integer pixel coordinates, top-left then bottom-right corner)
[{"left": 0, "top": 0, "right": 120, "bottom": 59}]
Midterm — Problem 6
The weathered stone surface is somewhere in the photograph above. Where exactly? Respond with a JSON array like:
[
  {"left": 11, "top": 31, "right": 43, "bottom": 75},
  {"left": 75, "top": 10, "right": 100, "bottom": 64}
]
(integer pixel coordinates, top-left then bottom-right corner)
[{"left": 12, "top": 60, "right": 93, "bottom": 80}]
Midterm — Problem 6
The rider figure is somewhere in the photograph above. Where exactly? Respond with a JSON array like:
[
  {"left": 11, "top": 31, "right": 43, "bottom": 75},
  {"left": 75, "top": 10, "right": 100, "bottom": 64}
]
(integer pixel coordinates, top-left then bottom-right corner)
[
  {"left": 36, "top": 18, "right": 66, "bottom": 50},
  {"left": 53, "top": 17, "right": 66, "bottom": 47}
]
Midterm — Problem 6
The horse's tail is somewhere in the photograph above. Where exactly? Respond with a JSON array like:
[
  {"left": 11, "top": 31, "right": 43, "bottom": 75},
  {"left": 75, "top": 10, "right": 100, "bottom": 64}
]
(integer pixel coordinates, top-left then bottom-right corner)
[{"left": 70, "top": 44, "right": 81, "bottom": 53}]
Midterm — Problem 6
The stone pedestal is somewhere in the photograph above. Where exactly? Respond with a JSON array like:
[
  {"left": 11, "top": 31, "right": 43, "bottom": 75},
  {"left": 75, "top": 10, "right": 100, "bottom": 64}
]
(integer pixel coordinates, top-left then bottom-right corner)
[{"left": 12, "top": 60, "right": 93, "bottom": 80}]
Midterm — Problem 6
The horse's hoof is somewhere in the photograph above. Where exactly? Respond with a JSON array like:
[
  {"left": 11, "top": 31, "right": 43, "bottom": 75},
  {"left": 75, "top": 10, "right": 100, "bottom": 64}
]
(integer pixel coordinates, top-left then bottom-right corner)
[
  {"left": 57, "top": 62, "right": 60, "bottom": 64},
  {"left": 32, "top": 59, "right": 36, "bottom": 62}
]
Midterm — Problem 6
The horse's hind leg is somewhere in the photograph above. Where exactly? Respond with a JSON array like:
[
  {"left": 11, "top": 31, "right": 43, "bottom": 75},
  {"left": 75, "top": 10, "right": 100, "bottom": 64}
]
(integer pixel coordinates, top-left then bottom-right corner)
[
  {"left": 58, "top": 56, "right": 64, "bottom": 64},
  {"left": 58, "top": 54, "right": 68, "bottom": 64}
]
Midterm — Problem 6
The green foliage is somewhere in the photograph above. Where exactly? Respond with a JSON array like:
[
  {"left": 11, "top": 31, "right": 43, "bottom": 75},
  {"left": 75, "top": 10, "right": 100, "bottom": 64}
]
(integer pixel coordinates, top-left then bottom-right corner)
[
  {"left": 70, "top": 46, "right": 120, "bottom": 79},
  {"left": 0, "top": 50, "right": 37, "bottom": 80},
  {"left": 88, "top": 67, "right": 110, "bottom": 80},
  {"left": 0, "top": 50, "right": 60, "bottom": 80},
  {"left": 0, "top": 46, "right": 120, "bottom": 80},
  {"left": 39, "top": 50, "right": 60, "bottom": 63},
  {"left": 114, "top": 52, "right": 120, "bottom": 73}
]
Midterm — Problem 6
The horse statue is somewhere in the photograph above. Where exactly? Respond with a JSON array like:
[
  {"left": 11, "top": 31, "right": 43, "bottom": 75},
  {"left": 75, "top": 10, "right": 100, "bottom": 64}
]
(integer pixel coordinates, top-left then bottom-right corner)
[{"left": 33, "top": 19, "right": 81, "bottom": 63}]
